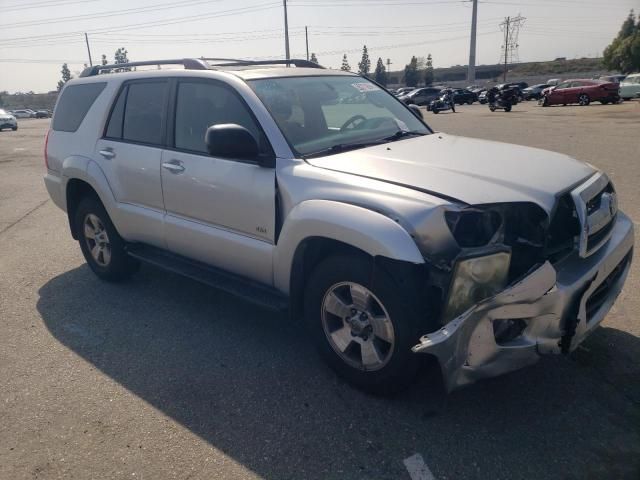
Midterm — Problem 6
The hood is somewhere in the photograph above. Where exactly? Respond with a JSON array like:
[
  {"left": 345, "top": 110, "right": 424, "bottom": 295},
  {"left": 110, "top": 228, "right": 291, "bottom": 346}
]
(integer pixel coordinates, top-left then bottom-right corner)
[{"left": 306, "top": 133, "right": 595, "bottom": 213}]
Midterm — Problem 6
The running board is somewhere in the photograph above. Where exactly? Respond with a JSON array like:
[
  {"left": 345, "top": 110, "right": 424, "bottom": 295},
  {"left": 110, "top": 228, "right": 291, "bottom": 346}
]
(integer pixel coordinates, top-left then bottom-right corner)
[{"left": 126, "top": 244, "right": 288, "bottom": 312}]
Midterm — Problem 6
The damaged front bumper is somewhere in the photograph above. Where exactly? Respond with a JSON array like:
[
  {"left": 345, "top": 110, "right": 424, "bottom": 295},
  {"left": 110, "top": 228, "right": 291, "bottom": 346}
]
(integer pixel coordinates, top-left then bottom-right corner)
[{"left": 413, "top": 212, "right": 634, "bottom": 392}]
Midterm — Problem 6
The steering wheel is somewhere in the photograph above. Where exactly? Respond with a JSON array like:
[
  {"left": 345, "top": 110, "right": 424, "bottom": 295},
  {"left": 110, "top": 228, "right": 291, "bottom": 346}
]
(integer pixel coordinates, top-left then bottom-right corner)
[{"left": 340, "top": 115, "right": 367, "bottom": 132}]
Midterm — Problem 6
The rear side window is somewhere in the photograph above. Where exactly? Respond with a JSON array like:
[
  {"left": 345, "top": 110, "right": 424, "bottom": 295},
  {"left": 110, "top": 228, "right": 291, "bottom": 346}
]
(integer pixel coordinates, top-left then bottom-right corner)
[
  {"left": 105, "top": 80, "right": 168, "bottom": 145},
  {"left": 52, "top": 82, "right": 106, "bottom": 132}
]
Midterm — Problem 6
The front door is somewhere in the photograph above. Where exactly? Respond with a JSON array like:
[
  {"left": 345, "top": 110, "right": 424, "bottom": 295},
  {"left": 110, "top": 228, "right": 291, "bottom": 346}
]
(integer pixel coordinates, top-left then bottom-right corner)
[{"left": 160, "top": 78, "right": 276, "bottom": 285}]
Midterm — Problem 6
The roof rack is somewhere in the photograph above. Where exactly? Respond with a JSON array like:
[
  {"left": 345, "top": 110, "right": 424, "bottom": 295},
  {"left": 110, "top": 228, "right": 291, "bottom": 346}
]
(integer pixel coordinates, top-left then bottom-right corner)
[
  {"left": 78, "top": 57, "right": 324, "bottom": 78},
  {"left": 202, "top": 58, "right": 324, "bottom": 69},
  {"left": 79, "top": 58, "right": 210, "bottom": 77}
]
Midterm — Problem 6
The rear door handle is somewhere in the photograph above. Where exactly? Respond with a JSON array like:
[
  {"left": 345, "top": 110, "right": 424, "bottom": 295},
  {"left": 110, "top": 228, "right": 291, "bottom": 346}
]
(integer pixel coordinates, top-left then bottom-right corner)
[
  {"left": 162, "top": 160, "right": 185, "bottom": 174},
  {"left": 99, "top": 148, "right": 115, "bottom": 159}
]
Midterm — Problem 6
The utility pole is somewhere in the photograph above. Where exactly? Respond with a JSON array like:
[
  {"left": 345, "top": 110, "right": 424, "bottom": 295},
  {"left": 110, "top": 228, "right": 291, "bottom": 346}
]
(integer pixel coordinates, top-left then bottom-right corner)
[
  {"left": 84, "top": 32, "right": 93, "bottom": 67},
  {"left": 283, "top": 0, "right": 290, "bottom": 61},
  {"left": 467, "top": 0, "right": 478, "bottom": 83},
  {"left": 305, "top": 26, "right": 309, "bottom": 61},
  {"left": 499, "top": 15, "right": 524, "bottom": 82},
  {"left": 502, "top": 16, "right": 510, "bottom": 82},
  {"left": 386, "top": 58, "right": 392, "bottom": 73}
]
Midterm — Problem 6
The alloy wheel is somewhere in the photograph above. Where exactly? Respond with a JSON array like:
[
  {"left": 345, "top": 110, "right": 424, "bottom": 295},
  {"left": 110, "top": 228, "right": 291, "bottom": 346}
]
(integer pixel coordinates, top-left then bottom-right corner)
[{"left": 83, "top": 213, "right": 111, "bottom": 266}]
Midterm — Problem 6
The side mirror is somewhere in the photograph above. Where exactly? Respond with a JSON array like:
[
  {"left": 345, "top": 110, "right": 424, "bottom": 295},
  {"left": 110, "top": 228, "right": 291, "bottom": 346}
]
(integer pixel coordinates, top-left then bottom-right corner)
[
  {"left": 408, "top": 104, "right": 423, "bottom": 120},
  {"left": 205, "top": 124, "right": 272, "bottom": 165}
]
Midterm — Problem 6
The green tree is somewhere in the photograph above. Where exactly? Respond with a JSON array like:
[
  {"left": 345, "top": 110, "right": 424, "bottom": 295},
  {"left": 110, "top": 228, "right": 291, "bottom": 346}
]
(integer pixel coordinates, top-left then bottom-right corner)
[
  {"left": 340, "top": 54, "right": 351, "bottom": 71},
  {"left": 310, "top": 52, "right": 318, "bottom": 64},
  {"left": 374, "top": 57, "right": 387, "bottom": 86},
  {"left": 101, "top": 54, "right": 108, "bottom": 66},
  {"left": 603, "top": 10, "right": 640, "bottom": 73},
  {"left": 114, "top": 47, "right": 130, "bottom": 72},
  {"left": 57, "top": 63, "right": 71, "bottom": 91},
  {"left": 424, "top": 53, "right": 434, "bottom": 86},
  {"left": 403, "top": 56, "right": 420, "bottom": 87},
  {"left": 358, "top": 45, "right": 371, "bottom": 77}
]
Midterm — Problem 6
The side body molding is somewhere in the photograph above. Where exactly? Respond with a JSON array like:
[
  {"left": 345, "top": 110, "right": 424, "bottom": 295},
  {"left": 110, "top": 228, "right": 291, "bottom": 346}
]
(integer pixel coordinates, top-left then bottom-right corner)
[{"left": 273, "top": 200, "right": 424, "bottom": 294}]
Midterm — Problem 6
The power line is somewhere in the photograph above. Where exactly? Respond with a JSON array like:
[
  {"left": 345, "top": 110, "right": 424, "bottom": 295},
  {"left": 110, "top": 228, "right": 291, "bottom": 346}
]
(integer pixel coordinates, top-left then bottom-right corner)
[{"left": 2, "top": 0, "right": 98, "bottom": 14}]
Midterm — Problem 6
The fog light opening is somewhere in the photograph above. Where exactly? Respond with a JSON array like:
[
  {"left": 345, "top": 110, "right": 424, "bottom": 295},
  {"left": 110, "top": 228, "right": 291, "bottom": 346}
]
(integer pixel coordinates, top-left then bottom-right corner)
[{"left": 493, "top": 319, "right": 527, "bottom": 345}]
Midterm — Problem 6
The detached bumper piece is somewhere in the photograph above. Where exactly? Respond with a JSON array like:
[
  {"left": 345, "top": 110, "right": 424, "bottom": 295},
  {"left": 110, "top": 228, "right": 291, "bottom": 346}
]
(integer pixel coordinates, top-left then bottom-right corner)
[{"left": 413, "top": 212, "right": 634, "bottom": 392}]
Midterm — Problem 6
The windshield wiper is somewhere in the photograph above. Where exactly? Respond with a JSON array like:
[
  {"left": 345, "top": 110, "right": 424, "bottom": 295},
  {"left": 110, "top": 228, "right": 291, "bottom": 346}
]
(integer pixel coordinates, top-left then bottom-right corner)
[
  {"left": 383, "top": 130, "right": 426, "bottom": 142},
  {"left": 304, "top": 142, "right": 378, "bottom": 159}
]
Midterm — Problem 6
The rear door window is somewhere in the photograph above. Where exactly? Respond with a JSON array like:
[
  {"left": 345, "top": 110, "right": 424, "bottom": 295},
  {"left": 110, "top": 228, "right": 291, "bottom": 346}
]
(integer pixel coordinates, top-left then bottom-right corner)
[
  {"left": 122, "top": 82, "right": 168, "bottom": 145},
  {"left": 52, "top": 82, "right": 106, "bottom": 132}
]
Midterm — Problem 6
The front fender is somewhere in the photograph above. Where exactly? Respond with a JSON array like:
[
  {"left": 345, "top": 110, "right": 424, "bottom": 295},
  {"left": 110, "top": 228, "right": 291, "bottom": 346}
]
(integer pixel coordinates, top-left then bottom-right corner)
[{"left": 273, "top": 200, "right": 424, "bottom": 294}]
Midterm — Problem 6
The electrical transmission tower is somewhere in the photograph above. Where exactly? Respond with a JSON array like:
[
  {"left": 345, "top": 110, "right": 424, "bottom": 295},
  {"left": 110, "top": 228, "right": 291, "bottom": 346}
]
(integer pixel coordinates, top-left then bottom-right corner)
[{"left": 499, "top": 15, "right": 525, "bottom": 81}]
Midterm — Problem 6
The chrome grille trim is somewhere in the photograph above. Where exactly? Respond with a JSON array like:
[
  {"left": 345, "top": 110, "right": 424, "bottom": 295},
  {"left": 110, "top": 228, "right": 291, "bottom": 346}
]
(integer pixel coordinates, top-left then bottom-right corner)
[{"left": 570, "top": 172, "right": 617, "bottom": 258}]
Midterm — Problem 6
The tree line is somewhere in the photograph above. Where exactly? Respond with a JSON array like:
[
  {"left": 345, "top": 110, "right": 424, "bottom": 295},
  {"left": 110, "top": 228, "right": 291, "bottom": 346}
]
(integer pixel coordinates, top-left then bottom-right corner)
[
  {"left": 337, "top": 46, "right": 434, "bottom": 87},
  {"left": 57, "top": 47, "right": 130, "bottom": 90}
]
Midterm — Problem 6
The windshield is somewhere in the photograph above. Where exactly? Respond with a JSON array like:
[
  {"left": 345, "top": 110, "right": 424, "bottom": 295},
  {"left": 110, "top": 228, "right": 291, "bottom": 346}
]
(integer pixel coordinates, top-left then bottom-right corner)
[{"left": 248, "top": 75, "right": 430, "bottom": 157}]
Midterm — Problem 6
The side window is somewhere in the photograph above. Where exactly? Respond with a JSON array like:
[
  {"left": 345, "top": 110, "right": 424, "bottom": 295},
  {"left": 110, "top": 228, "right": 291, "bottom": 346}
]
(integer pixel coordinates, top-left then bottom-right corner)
[
  {"left": 556, "top": 82, "right": 570, "bottom": 89},
  {"left": 122, "top": 81, "right": 168, "bottom": 145},
  {"left": 174, "top": 81, "right": 264, "bottom": 154},
  {"left": 105, "top": 85, "right": 126, "bottom": 139},
  {"left": 52, "top": 82, "right": 106, "bottom": 132}
]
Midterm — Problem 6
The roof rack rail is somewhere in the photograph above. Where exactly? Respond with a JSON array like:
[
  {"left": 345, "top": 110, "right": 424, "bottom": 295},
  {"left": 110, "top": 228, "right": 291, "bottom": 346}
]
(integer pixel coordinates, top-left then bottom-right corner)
[
  {"left": 202, "top": 58, "right": 324, "bottom": 69},
  {"left": 79, "top": 58, "right": 209, "bottom": 77}
]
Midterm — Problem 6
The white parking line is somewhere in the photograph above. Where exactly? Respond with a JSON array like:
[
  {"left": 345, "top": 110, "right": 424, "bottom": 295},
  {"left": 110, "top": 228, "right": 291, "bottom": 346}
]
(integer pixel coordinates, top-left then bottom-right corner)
[{"left": 403, "top": 453, "right": 436, "bottom": 480}]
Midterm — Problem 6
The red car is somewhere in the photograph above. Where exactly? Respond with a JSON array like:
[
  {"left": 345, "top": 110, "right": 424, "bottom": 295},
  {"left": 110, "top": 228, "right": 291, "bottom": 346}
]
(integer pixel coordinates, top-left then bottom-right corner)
[{"left": 541, "top": 79, "right": 619, "bottom": 106}]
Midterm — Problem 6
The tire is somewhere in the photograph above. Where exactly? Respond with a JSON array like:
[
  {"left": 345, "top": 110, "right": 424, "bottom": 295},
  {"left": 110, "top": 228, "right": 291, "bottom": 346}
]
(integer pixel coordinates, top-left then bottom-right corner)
[
  {"left": 74, "top": 195, "right": 139, "bottom": 282},
  {"left": 432, "top": 108, "right": 439, "bottom": 114},
  {"left": 505, "top": 105, "right": 512, "bottom": 112},
  {"left": 601, "top": 100, "right": 609, "bottom": 105},
  {"left": 489, "top": 106, "right": 496, "bottom": 112},
  {"left": 12, "top": 127, "right": 17, "bottom": 131},
  {"left": 578, "top": 94, "right": 590, "bottom": 106},
  {"left": 304, "top": 255, "right": 426, "bottom": 395},
  {"left": 467, "top": 100, "right": 473, "bottom": 105}
]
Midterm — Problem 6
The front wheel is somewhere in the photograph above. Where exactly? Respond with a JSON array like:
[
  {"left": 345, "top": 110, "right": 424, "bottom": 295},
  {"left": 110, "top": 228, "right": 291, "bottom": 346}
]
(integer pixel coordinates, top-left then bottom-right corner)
[
  {"left": 432, "top": 108, "right": 439, "bottom": 114},
  {"left": 489, "top": 105, "right": 496, "bottom": 112},
  {"left": 578, "top": 94, "right": 590, "bottom": 106},
  {"left": 304, "top": 255, "right": 426, "bottom": 395},
  {"left": 504, "top": 105, "right": 512, "bottom": 112},
  {"left": 75, "top": 196, "right": 139, "bottom": 282}
]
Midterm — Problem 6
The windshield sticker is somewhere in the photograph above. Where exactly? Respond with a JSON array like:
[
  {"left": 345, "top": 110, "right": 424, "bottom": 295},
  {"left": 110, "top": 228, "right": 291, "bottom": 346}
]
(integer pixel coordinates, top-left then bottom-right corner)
[{"left": 351, "top": 83, "right": 380, "bottom": 93}]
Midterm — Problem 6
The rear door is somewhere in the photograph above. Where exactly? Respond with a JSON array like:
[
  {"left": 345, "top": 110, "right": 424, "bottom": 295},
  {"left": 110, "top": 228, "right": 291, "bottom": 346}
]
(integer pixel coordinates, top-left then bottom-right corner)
[
  {"left": 160, "top": 78, "right": 276, "bottom": 285},
  {"left": 95, "top": 79, "right": 169, "bottom": 246}
]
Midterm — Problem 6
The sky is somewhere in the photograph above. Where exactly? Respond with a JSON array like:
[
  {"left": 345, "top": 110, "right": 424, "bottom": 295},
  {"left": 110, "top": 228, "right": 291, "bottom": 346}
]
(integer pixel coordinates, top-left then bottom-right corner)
[{"left": 0, "top": 0, "right": 637, "bottom": 93}]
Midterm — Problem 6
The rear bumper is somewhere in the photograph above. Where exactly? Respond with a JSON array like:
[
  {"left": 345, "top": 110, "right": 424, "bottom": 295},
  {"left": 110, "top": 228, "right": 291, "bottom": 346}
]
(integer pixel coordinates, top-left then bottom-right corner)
[
  {"left": 43, "top": 171, "right": 66, "bottom": 211},
  {"left": 413, "top": 212, "right": 634, "bottom": 391}
]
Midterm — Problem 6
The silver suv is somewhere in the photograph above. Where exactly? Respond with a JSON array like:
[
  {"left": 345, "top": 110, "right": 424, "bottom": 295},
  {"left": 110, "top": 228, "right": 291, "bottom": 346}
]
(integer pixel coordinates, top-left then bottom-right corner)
[{"left": 44, "top": 58, "right": 634, "bottom": 393}]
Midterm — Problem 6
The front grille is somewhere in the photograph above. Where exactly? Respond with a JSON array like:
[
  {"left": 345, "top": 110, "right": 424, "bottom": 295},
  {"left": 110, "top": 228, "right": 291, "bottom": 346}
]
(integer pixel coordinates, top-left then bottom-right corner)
[
  {"left": 545, "top": 193, "right": 580, "bottom": 263},
  {"left": 585, "top": 251, "right": 631, "bottom": 322},
  {"left": 587, "top": 213, "right": 616, "bottom": 251}
]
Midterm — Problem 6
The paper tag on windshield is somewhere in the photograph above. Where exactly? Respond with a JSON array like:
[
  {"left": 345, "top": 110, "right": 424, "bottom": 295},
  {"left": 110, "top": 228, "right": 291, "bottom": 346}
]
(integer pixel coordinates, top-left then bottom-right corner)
[{"left": 351, "top": 83, "right": 380, "bottom": 93}]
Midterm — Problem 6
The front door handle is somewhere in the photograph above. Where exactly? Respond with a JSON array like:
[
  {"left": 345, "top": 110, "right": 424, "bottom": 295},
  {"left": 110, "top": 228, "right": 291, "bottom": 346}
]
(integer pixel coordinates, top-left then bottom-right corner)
[
  {"left": 162, "top": 160, "right": 185, "bottom": 174},
  {"left": 99, "top": 148, "right": 115, "bottom": 159}
]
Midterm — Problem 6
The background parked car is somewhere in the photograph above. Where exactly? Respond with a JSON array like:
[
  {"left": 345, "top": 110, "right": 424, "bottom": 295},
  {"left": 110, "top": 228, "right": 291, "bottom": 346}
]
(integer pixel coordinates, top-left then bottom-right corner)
[
  {"left": 393, "top": 87, "right": 415, "bottom": 97},
  {"left": 599, "top": 74, "right": 627, "bottom": 84},
  {"left": 547, "top": 78, "right": 561, "bottom": 86},
  {"left": 452, "top": 88, "right": 477, "bottom": 104},
  {"left": 0, "top": 109, "right": 18, "bottom": 131},
  {"left": 35, "top": 110, "right": 51, "bottom": 118},
  {"left": 522, "top": 84, "right": 551, "bottom": 100},
  {"left": 542, "top": 79, "right": 620, "bottom": 106},
  {"left": 478, "top": 89, "right": 489, "bottom": 104},
  {"left": 619, "top": 73, "right": 640, "bottom": 100},
  {"left": 11, "top": 109, "right": 36, "bottom": 118},
  {"left": 398, "top": 87, "right": 442, "bottom": 106}
]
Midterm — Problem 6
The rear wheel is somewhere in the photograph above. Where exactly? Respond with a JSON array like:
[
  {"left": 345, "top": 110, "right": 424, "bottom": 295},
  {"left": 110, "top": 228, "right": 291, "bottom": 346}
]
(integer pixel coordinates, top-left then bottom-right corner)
[
  {"left": 505, "top": 105, "right": 512, "bottom": 112},
  {"left": 75, "top": 196, "right": 139, "bottom": 282},
  {"left": 304, "top": 255, "right": 425, "bottom": 395},
  {"left": 578, "top": 94, "right": 590, "bottom": 106},
  {"left": 432, "top": 108, "right": 439, "bottom": 114},
  {"left": 489, "top": 105, "right": 496, "bottom": 112}
]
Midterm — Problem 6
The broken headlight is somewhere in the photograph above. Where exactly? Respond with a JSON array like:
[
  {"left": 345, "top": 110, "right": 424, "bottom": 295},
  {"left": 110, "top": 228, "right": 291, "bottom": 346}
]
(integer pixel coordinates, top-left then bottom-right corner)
[
  {"left": 445, "top": 209, "right": 502, "bottom": 247},
  {"left": 442, "top": 250, "right": 511, "bottom": 323}
]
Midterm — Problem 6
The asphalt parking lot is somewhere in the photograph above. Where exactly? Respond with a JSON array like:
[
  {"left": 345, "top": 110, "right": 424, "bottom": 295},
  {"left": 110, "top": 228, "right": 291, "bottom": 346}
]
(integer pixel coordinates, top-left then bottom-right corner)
[{"left": 1, "top": 101, "right": 639, "bottom": 480}]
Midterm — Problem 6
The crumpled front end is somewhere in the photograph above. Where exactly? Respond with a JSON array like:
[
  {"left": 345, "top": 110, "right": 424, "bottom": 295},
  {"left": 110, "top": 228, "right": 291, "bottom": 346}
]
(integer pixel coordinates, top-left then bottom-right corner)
[{"left": 413, "top": 211, "right": 634, "bottom": 392}]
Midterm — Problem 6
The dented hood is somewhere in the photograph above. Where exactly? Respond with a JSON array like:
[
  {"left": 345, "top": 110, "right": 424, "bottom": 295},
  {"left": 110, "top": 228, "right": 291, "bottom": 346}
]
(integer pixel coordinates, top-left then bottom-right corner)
[{"left": 306, "top": 133, "right": 595, "bottom": 213}]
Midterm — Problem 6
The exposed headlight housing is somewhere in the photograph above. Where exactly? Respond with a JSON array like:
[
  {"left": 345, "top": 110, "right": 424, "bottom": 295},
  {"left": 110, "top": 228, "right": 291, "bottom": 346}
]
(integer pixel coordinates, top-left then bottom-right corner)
[
  {"left": 445, "top": 209, "right": 502, "bottom": 247},
  {"left": 442, "top": 250, "right": 511, "bottom": 323}
]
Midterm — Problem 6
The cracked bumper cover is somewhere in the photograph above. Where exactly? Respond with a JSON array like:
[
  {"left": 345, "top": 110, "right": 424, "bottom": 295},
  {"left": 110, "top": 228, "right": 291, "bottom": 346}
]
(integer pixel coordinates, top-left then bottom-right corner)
[{"left": 413, "top": 212, "right": 634, "bottom": 392}]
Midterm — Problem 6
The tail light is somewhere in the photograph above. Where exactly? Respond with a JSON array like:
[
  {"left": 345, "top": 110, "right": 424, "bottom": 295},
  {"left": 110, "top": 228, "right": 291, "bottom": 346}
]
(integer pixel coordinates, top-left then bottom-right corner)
[{"left": 44, "top": 129, "right": 51, "bottom": 169}]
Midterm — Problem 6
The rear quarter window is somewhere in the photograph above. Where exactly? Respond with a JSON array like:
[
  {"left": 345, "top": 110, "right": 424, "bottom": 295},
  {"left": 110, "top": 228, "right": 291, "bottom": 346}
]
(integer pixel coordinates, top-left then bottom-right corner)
[{"left": 52, "top": 82, "right": 106, "bottom": 132}]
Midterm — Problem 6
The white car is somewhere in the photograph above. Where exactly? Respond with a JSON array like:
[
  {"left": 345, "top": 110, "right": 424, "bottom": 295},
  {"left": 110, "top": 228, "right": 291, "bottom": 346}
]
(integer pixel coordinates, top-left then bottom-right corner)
[
  {"left": 11, "top": 109, "right": 36, "bottom": 118},
  {"left": 619, "top": 73, "right": 640, "bottom": 100},
  {"left": 43, "top": 57, "right": 633, "bottom": 393},
  {"left": 0, "top": 109, "right": 18, "bottom": 131}
]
